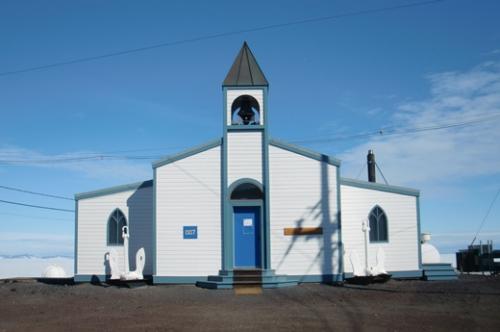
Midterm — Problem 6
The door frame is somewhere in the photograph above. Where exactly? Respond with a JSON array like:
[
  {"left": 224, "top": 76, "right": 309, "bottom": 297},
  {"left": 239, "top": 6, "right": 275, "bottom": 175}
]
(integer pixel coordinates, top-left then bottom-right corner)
[{"left": 231, "top": 200, "right": 264, "bottom": 269}]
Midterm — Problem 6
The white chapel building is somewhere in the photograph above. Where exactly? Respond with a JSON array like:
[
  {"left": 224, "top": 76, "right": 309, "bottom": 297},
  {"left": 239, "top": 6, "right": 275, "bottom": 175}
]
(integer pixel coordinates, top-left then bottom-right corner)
[{"left": 74, "top": 43, "right": 422, "bottom": 288}]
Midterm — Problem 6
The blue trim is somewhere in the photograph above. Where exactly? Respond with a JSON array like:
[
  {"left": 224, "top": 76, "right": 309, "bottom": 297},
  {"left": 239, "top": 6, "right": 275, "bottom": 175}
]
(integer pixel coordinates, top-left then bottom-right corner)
[
  {"left": 417, "top": 196, "right": 423, "bottom": 270},
  {"left": 222, "top": 86, "right": 270, "bottom": 273},
  {"left": 343, "top": 270, "right": 422, "bottom": 279},
  {"left": 336, "top": 166, "right": 343, "bottom": 277},
  {"left": 228, "top": 177, "right": 263, "bottom": 194},
  {"left": 222, "top": 87, "right": 231, "bottom": 271},
  {"left": 74, "top": 274, "right": 107, "bottom": 283},
  {"left": 152, "top": 139, "right": 222, "bottom": 169},
  {"left": 269, "top": 138, "right": 341, "bottom": 167},
  {"left": 340, "top": 177, "right": 420, "bottom": 197},
  {"left": 153, "top": 168, "right": 157, "bottom": 277},
  {"left": 263, "top": 87, "right": 271, "bottom": 270},
  {"left": 288, "top": 274, "right": 344, "bottom": 283},
  {"left": 74, "top": 275, "right": 153, "bottom": 283},
  {"left": 75, "top": 180, "right": 153, "bottom": 200},
  {"left": 390, "top": 270, "right": 422, "bottom": 278},
  {"left": 74, "top": 200, "right": 78, "bottom": 276},
  {"left": 227, "top": 125, "right": 265, "bottom": 131},
  {"left": 153, "top": 276, "right": 207, "bottom": 284}
]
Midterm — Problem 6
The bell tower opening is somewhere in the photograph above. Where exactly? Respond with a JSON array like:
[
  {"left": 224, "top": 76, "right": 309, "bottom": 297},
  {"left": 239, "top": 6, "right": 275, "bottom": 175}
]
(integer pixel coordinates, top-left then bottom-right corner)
[{"left": 231, "top": 95, "right": 260, "bottom": 125}]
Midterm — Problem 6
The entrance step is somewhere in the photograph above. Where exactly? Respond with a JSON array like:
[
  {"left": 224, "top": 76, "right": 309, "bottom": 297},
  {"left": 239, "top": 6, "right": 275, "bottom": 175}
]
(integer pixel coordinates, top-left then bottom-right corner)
[
  {"left": 422, "top": 263, "right": 458, "bottom": 281},
  {"left": 196, "top": 269, "right": 298, "bottom": 289}
]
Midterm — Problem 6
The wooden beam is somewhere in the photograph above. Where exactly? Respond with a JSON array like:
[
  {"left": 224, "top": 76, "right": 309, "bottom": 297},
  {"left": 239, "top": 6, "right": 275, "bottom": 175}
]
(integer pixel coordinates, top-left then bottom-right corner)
[{"left": 283, "top": 227, "right": 323, "bottom": 236}]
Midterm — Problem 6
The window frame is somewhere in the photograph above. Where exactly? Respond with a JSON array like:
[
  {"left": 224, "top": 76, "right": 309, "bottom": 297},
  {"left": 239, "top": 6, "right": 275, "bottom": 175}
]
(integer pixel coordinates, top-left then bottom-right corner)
[
  {"left": 107, "top": 208, "right": 127, "bottom": 246},
  {"left": 368, "top": 205, "right": 389, "bottom": 243},
  {"left": 230, "top": 94, "right": 261, "bottom": 126}
]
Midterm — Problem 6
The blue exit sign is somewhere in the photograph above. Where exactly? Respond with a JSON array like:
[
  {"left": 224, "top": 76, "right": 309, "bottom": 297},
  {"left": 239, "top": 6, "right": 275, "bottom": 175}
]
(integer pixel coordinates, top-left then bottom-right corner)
[{"left": 183, "top": 226, "right": 197, "bottom": 239}]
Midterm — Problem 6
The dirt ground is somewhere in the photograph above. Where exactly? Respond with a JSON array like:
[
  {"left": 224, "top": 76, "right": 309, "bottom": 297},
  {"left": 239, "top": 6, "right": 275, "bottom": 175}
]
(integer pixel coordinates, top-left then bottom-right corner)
[{"left": 1, "top": 275, "right": 499, "bottom": 331}]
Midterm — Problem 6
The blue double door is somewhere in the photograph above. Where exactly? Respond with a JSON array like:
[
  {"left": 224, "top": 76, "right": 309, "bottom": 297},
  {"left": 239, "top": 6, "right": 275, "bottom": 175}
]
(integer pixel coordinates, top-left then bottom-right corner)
[{"left": 233, "top": 206, "right": 261, "bottom": 268}]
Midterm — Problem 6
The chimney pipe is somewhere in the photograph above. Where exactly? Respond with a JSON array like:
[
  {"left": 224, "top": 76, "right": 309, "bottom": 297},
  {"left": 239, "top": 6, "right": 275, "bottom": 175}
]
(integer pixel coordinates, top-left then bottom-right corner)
[{"left": 367, "top": 150, "right": 376, "bottom": 183}]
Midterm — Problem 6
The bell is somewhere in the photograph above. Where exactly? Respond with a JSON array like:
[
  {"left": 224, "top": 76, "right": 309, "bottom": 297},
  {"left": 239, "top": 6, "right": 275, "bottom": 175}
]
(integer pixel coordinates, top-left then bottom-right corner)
[{"left": 238, "top": 107, "right": 255, "bottom": 125}]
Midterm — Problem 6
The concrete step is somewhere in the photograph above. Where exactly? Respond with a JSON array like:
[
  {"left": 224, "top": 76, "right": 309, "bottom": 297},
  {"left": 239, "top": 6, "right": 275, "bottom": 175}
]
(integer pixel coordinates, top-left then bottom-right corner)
[{"left": 422, "top": 263, "right": 456, "bottom": 271}]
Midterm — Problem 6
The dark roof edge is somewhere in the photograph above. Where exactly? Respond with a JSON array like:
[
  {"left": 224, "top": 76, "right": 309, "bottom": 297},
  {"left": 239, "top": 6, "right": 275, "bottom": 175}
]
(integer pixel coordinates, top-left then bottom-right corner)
[
  {"left": 269, "top": 138, "right": 341, "bottom": 167},
  {"left": 75, "top": 180, "right": 153, "bottom": 200},
  {"left": 340, "top": 177, "right": 420, "bottom": 197},
  {"left": 152, "top": 138, "right": 222, "bottom": 169}
]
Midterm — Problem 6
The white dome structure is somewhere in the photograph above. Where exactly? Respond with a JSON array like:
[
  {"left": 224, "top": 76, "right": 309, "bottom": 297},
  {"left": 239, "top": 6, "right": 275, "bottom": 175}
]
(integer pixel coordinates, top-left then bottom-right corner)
[
  {"left": 421, "top": 232, "right": 441, "bottom": 264},
  {"left": 42, "top": 265, "right": 67, "bottom": 278}
]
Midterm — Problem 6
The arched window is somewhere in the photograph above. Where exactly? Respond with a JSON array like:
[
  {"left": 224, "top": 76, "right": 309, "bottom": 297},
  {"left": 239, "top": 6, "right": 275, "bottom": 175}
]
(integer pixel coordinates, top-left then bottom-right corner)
[
  {"left": 230, "top": 182, "right": 263, "bottom": 200},
  {"left": 369, "top": 206, "right": 388, "bottom": 242},
  {"left": 107, "top": 209, "right": 127, "bottom": 245},
  {"left": 231, "top": 95, "right": 260, "bottom": 125}
]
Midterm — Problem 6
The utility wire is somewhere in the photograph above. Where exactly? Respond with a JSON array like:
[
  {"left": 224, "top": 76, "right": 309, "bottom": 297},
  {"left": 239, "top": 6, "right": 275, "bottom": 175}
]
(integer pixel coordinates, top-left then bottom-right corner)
[
  {"left": 0, "top": 0, "right": 445, "bottom": 77},
  {"left": 375, "top": 162, "right": 389, "bottom": 185},
  {"left": 0, "top": 199, "right": 74, "bottom": 213},
  {"left": 0, "top": 111, "right": 497, "bottom": 165},
  {"left": 470, "top": 187, "right": 500, "bottom": 247},
  {"left": 290, "top": 113, "right": 500, "bottom": 145},
  {"left": 0, "top": 185, "right": 74, "bottom": 201}
]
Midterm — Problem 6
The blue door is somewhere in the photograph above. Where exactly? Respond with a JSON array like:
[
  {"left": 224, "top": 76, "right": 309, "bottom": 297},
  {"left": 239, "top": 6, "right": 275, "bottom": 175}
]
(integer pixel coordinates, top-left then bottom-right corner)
[{"left": 234, "top": 206, "right": 261, "bottom": 268}]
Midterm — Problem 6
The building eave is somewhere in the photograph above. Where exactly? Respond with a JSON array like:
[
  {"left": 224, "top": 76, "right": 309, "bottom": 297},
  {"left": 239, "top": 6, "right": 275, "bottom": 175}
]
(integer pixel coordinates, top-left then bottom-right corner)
[
  {"left": 340, "top": 177, "right": 420, "bottom": 197},
  {"left": 269, "top": 138, "right": 341, "bottom": 167},
  {"left": 75, "top": 180, "right": 153, "bottom": 200},
  {"left": 152, "top": 138, "right": 222, "bottom": 169}
]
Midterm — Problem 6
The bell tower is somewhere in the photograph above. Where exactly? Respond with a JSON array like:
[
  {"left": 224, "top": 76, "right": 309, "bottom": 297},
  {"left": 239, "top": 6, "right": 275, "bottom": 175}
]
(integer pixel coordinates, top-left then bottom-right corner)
[
  {"left": 223, "top": 41, "right": 268, "bottom": 128},
  {"left": 221, "top": 42, "right": 271, "bottom": 272}
]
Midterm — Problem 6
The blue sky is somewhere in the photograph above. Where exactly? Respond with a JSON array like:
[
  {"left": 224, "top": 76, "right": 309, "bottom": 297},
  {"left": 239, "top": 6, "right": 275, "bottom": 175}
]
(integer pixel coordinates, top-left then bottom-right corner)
[{"left": 0, "top": 0, "right": 499, "bottom": 257}]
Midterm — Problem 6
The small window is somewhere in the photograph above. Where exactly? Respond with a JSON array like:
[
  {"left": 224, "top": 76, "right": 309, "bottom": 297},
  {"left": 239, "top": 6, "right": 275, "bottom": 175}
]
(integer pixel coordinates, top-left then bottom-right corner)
[
  {"left": 231, "top": 95, "right": 260, "bottom": 125},
  {"left": 369, "top": 206, "right": 388, "bottom": 242},
  {"left": 230, "top": 182, "right": 263, "bottom": 200},
  {"left": 108, "top": 209, "right": 127, "bottom": 245}
]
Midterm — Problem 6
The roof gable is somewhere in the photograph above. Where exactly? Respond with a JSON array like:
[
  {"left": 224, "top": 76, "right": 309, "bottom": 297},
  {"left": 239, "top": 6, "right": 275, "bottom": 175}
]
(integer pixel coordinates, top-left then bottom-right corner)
[{"left": 223, "top": 42, "right": 268, "bottom": 87}]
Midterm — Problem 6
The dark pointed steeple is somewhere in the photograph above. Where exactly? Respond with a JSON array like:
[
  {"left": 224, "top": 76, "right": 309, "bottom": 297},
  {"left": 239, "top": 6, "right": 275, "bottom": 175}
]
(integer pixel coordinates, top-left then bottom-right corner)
[{"left": 223, "top": 42, "right": 269, "bottom": 87}]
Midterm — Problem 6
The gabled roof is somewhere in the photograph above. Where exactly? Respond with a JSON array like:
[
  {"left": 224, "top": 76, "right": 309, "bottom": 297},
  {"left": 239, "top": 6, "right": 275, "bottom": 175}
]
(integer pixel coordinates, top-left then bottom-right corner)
[
  {"left": 340, "top": 178, "right": 420, "bottom": 197},
  {"left": 223, "top": 42, "right": 269, "bottom": 87},
  {"left": 269, "top": 138, "right": 341, "bottom": 167},
  {"left": 152, "top": 138, "right": 222, "bottom": 169},
  {"left": 75, "top": 180, "right": 153, "bottom": 200}
]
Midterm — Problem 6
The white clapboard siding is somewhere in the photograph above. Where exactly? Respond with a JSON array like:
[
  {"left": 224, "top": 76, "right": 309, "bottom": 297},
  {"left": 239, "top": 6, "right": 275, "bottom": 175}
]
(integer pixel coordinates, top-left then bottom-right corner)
[
  {"left": 227, "top": 131, "right": 263, "bottom": 185},
  {"left": 155, "top": 146, "right": 221, "bottom": 276},
  {"left": 77, "top": 186, "right": 153, "bottom": 276},
  {"left": 269, "top": 145, "right": 340, "bottom": 276},
  {"left": 340, "top": 184, "right": 419, "bottom": 273},
  {"left": 226, "top": 89, "right": 264, "bottom": 126}
]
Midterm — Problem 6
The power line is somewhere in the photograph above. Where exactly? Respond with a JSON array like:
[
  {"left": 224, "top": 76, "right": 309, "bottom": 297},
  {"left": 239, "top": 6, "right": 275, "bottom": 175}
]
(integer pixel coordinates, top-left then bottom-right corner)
[
  {"left": 0, "top": 0, "right": 446, "bottom": 77},
  {"left": 0, "top": 199, "right": 74, "bottom": 213},
  {"left": 0, "top": 185, "right": 74, "bottom": 201},
  {"left": 470, "top": 187, "right": 500, "bottom": 247},
  {"left": 290, "top": 113, "right": 500, "bottom": 145},
  {"left": 0, "top": 211, "right": 71, "bottom": 222},
  {"left": 375, "top": 162, "right": 389, "bottom": 185},
  {"left": 1, "top": 112, "right": 498, "bottom": 165}
]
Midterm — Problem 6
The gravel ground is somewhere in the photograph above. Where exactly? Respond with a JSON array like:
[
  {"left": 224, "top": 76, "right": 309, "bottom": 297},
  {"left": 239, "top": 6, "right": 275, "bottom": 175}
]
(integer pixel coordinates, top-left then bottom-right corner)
[{"left": 1, "top": 275, "right": 499, "bottom": 331}]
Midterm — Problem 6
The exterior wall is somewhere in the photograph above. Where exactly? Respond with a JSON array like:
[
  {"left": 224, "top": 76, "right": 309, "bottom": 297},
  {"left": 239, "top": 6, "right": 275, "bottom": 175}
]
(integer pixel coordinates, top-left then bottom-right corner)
[
  {"left": 155, "top": 146, "right": 221, "bottom": 276},
  {"left": 340, "top": 184, "right": 419, "bottom": 273},
  {"left": 226, "top": 89, "right": 264, "bottom": 126},
  {"left": 76, "top": 186, "right": 153, "bottom": 276},
  {"left": 227, "top": 131, "right": 263, "bottom": 185},
  {"left": 268, "top": 145, "right": 340, "bottom": 277}
]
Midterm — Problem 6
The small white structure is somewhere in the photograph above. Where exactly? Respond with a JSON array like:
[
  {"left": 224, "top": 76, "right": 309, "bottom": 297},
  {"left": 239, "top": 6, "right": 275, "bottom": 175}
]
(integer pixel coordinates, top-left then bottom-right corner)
[
  {"left": 74, "top": 43, "right": 423, "bottom": 288},
  {"left": 42, "top": 265, "right": 67, "bottom": 278},
  {"left": 421, "top": 232, "right": 441, "bottom": 264}
]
